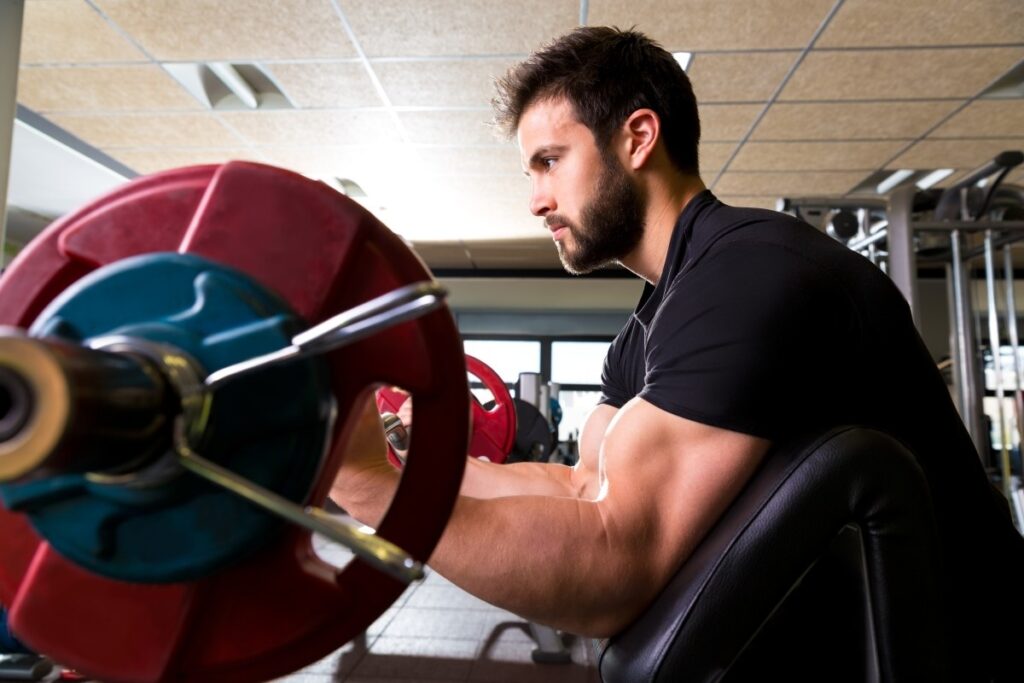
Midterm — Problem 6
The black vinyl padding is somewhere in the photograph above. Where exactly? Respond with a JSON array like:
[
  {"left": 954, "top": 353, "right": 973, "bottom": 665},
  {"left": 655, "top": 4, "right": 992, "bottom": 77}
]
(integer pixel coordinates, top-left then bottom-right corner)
[{"left": 599, "top": 427, "right": 951, "bottom": 683}]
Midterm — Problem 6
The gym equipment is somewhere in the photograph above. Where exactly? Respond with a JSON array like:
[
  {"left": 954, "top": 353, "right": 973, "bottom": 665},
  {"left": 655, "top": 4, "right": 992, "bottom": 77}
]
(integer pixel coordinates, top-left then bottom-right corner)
[
  {"left": 507, "top": 398, "right": 555, "bottom": 464},
  {"left": 783, "top": 151, "right": 1024, "bottom": 530},
  {"left": 376, "top": 354, "right": 516, "bottom": 465},
  {"left": 600, "top": 427, "right": 951, "bottom": 681},
  {"left": 0, "top": 161, "right": 470, "bottom": 683},
  {"left": 0, "top": 654, "right": 52, "bottom": 681}
]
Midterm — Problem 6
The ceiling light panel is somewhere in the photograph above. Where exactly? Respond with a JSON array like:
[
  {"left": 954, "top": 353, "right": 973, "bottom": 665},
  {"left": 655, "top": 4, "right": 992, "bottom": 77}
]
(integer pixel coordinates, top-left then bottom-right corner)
[{"left": 916, "top": 169, "right": 955, "bottom": 189}]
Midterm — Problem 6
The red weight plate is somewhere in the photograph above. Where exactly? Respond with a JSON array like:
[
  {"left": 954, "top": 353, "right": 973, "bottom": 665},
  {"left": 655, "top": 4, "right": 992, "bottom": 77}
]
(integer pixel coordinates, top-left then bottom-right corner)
[
  {"left": 0, "top": 161, "right": 470, "bottom": 683},
  {"left": 465, "top": 356, "right": 515, "bottom": 463},
  {"left": 375, "top": 355, "right": 516, "bottom": 465}
]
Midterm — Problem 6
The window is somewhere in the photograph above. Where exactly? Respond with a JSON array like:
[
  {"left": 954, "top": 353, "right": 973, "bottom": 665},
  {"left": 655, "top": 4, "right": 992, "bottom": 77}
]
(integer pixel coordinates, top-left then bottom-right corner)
[
  {"left": 551, "top": 341, "right": 610, "bottom": 386},
  {"left": 554, "top": 389, "right": 603, "bottom": 442},
  {"left": 463, "top": 339, "right": 541, "bottom": 385}
]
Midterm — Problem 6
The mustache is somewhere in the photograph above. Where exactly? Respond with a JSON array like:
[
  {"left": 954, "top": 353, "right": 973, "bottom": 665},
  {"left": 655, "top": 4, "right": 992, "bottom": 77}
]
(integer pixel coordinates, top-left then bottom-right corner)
[{"left": 545, "top": 215, "right": 575, "bottom": 230}]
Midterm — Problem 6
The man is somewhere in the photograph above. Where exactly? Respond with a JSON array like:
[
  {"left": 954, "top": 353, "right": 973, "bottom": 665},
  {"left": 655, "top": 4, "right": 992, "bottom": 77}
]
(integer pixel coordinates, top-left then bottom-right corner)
[{"left": 333, "top": 27, "right": 1023, "bottom": 678}]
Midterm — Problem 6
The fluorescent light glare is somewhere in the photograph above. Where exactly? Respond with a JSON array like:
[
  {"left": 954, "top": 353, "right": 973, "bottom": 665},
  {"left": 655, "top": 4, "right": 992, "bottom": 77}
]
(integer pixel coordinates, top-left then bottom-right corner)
[
  {"left": 916, "top": 168, "right": 954, "bottom": 190},
  {"left": 876, "top": 169, "right": 914, "bottom": 194},
  {"left": 672, "top": 52, "right": 692, "bottom": 71}
]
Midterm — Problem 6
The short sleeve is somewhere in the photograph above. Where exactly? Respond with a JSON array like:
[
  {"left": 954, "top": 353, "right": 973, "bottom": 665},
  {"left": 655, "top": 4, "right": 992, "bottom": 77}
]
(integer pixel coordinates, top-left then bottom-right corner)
[
  {"left": 599, "top": 318, "right": 645, "bottom": 409},
  {"left": 638, "top": 243, "right": 836, "bottom": 439}
]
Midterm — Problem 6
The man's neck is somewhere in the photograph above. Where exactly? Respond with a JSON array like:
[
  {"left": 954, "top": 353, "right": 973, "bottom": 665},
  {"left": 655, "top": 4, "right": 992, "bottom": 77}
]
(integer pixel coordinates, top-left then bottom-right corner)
[{"left": 620, "top": 175, "right": 706, "bottom": 285}]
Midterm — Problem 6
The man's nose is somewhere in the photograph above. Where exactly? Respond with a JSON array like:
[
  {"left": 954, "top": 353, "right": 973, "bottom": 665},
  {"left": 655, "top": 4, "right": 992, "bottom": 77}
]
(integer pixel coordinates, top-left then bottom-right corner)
[{"left": 529, "top": 182, "right": 554, "bottom": 217}]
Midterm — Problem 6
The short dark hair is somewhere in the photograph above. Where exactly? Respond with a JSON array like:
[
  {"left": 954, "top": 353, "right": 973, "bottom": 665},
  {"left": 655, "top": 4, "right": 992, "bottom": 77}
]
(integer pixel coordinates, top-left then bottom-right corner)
[{"left": 492, "top": 26, "right": 700, "bottom": 175}]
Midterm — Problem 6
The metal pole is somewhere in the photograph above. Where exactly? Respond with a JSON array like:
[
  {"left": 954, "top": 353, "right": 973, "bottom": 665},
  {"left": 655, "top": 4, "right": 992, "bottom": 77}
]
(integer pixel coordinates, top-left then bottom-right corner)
[
  {"left": 886, "top": 185, "right": 919, "bottom": 321},
  {"left": 984, "top": 230, "right": 1011, "bottom": 493},
  {"left": 1004, "top": 245, "right": 1024, "bottom": 476},
  {"left": 0, "top": 1, "right": 26, "bottom": 270},
  {"left": 950, "top": 231, "right": 988, "bottom": 460}
]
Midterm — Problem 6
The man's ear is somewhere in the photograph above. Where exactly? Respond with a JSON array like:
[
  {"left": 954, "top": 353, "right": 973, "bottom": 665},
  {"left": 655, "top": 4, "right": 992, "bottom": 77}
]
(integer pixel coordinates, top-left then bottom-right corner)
[{"left": 622, "top": 109, "right": 660, "bottom": 170}]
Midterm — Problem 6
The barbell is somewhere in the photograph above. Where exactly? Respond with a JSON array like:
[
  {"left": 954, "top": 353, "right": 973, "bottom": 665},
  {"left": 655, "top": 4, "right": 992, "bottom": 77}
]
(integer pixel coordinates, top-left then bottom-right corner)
[{"left": 0, "top": 161, "right": 470, "bottom": 683}]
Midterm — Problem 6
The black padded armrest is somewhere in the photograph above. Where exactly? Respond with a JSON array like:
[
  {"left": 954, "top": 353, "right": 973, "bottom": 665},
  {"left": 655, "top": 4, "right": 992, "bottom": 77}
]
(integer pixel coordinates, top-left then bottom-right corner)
[{"left": 599, "top": 427, "right": 950, "bottom": 682}]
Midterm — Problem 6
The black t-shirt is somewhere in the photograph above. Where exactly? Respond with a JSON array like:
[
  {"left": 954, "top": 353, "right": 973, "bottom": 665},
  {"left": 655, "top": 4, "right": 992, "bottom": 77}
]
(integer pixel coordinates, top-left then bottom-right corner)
[{"left": 601, "top": 190, "right": 1024, "bottom": 675}]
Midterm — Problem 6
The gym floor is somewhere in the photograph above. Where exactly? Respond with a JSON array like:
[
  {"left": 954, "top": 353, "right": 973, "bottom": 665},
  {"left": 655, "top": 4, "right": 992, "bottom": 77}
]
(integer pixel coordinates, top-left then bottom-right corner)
[{"left": 272, "top": 516, "right": 601, "bottom": 683}]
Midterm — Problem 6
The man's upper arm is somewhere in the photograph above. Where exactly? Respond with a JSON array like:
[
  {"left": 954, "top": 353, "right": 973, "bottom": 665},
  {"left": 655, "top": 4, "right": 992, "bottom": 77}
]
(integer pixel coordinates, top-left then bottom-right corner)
[
  {"left": 570, "top": 403, "right": 618, "bottom": 499},
  {"left": 597, "top": 397, "right": 770, "bottom": 600}
]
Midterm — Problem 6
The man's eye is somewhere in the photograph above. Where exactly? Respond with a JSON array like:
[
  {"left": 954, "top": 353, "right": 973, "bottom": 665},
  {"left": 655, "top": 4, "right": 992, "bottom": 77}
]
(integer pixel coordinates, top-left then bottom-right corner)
[{"left": 543, "top": 158, "right": 557, "bottom": 170}]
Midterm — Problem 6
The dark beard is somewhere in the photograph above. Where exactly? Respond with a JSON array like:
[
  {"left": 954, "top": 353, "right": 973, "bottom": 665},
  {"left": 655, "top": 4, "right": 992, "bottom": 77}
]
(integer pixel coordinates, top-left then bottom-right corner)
[{"left": 554, "top": 152, "right": 646, "bottom": 275}]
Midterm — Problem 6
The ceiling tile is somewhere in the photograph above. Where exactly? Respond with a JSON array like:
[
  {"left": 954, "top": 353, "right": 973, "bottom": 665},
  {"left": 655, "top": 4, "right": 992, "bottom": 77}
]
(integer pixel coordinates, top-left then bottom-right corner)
[
  {"left": 374, "top": 59, "right": 516, "bottom": 108},
  {"left": 219, "top": 110, "right": 400, "bottom": 146},
  {"left": 700, "top": 104, "right": 763, "bottom": 142},
  {"left": 341, "top": 0, "right": 579, "bottom": 57},
  {"left": 399, "top": 110, "right": 503, "bottom": 145},
  {"left": 818, "top": 0, "right": 1024, "bottom": 48},
  {"left": 48, "top": 113, "right": 245, "bottom": 148},
  {"left": 729, "top": 140, "right": 906, "bottom": 171},
  {"left": 780, "top": 48, "right": 1024, "bottom": 101},
  {"left": 588, "top": 0, "right": 836, "bottom": 50},
  {"left": 107, "top": 148, "right": 263, "bottom": 175},
  {"left": 21, "top": 0, "right": 146, "bottom": 64},
  {"left": 752, "top": 101, "right": 960, "bottom": 140},
  {"left": 16, "top": 65, "right": 201, "bottom": 112},
  {"left": 414, "top": 145, "right": 524, "bottom": 176},
  {"left": 887, "top": 138, "right": 1024, "bottom": 169},
  {"left": 931, "top": 101, "right": 1024, "bottom": 139},
  {"left": 266, "top": 62, "right": 381, "bottom": 108},
  {"left": 716, "top": 195, "right": 785, "bottom": 211},
  {"left": 688, "top": 52, "right": 799, "bottom": 103},
  {"left": 256, "top": 145, "right": 383, "bottom": 179},
  {"left": 700, "top": 142, "right": 737, "bottom": 173},
  {"left": 94, "top": 0, "right": 356, "bottom": 60},
  {"left": 714, "top": 171, "right": 866, "bottom": 196}
]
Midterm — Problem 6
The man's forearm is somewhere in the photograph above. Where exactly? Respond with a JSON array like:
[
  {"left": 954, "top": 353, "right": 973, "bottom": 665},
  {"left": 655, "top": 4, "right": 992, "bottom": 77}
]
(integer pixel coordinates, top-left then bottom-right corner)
[
  {"left": 333, "top": 472, "right": 650, "bottom": 637},
  {"left": 426, "top": 493, "right": 651, "bottom": 637}
]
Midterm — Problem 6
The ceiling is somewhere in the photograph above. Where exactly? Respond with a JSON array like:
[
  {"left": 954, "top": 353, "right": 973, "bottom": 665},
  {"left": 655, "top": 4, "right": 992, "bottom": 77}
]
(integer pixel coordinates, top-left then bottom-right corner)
[{"left": 9, "top": 0, "right": 1024, "bottom": 271}]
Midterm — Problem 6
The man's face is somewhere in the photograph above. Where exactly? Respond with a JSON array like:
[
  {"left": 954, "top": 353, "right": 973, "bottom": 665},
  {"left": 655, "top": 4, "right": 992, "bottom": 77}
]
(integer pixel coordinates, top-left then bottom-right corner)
[{"left": 518, "top": 98, "right": 646, "bottom": 274}]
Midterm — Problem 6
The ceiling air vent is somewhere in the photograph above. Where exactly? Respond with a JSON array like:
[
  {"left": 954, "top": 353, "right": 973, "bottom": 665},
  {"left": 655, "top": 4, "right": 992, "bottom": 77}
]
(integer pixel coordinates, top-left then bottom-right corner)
[
  {"left": 980, "top": 60, "right": 1024, "bottom": 100},
  {"left": 162, "top": 62, "right": 294, "bottom": 111}
]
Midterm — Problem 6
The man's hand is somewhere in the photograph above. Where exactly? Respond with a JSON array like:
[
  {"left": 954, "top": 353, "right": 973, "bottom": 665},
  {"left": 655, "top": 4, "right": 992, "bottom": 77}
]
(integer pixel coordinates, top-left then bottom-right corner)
[{"left": 331, "top": 393, "right": 400, "bottom": 524}]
